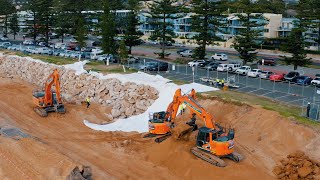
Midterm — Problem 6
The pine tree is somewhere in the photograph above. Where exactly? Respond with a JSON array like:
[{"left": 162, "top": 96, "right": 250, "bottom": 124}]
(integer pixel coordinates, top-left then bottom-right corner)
[
  {"left": 123, "top": 0, "right": 143, "bottom": 54},
  {"left": 9, "top": 13, "right": 19, "bottom": 40},
  {"left": 118, "top": 40, "right": 128, "bottom": 64},
  {"left": 0, "top": 0, "right": 15, "bottom": 37},
  {"left": 296, "top": 0, "right": 320, "bottom": 51},
  {"left": 281, "top": 27, "right": 312, "bottom": 70},
  {"left": 149, "top": 0, "right": 181, "bottom": 58},
  {"left": 280, "top": 0, "right": 313, "bottom": 70},
  {"left": 101, "top": 0, "right": 117, "bottom": 55},
  {"left": 75, "top": 16, "right": 87, "bottom": 49},
  {"left": 232, "top": 0, "right": 267, "bottom": 65},
  {"left": 191, "top": 0, "right": 226, "bottom": 59}
]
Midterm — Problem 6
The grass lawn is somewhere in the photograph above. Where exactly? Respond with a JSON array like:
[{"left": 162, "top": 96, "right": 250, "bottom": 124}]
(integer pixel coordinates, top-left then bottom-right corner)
[
  {"left": 1, "top": 50, "right": 76, "bottom": 65},
  {"left": 200, "top": 90, "right": 319, "bottom": 127},
  {"left": 85, "top": 61, "right": 138, "bottom": 74}
]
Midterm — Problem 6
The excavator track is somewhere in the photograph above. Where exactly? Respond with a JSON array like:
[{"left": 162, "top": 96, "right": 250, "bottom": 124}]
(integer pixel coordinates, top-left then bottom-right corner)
[
  {"left": 154, "top": 133, "right": 171, "bottom": 143},
  {"left": 143, "top": 133, "right": 157, "bottom": 138},
  {"left": 190, "top": 147, "right": 226, "bottom": 167},
  {"left": 34, "top": 107, "right": 48, "bottom": 117},
  {"left": 228, "top": 152, "right": 243, "bottom": 162},
  {"left": 143, "top": 133, "right": 171, "bottom": 143}
]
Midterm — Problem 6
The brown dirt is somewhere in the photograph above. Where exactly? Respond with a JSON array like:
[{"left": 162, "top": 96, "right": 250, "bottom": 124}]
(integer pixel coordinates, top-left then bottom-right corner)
[{"left": 0, "top": 74, "right": 320, "bottom": 180}]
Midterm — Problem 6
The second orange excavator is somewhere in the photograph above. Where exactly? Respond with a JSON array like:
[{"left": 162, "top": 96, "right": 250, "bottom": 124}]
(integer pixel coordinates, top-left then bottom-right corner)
[
  {"left": 144, "top": 88, "right": 242, "bottom": 167},
  {"left": 32, "top": 69, "right": 66, "bottom": 117}
]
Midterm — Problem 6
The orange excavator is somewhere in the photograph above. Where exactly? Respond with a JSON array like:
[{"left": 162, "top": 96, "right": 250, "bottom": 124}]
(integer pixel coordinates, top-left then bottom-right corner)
[
  {"left": 32, "top": 69, "right": 66, "bottom": 117},
  {"left": 144, "top": 88, "right": 242, "bottom": 167}
]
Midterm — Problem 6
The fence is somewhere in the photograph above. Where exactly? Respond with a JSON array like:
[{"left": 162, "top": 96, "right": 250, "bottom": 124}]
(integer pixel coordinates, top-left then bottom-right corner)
[
  {"left": 301, "top": 99, "right": 320, "bottom": 121},
  {"left": 127, "top": 58, "right": 320, "bottom": 108}
]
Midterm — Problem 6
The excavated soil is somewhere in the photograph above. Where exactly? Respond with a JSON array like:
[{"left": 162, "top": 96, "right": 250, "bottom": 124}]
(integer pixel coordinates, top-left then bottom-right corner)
[{"left": 0, "top": 74, "right": 320, "bottom": 180}]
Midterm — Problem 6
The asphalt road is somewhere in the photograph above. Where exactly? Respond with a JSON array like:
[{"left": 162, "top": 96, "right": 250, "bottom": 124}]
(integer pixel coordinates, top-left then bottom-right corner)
[{"left": 128, "top": 58, "right": 320, "bottom": 107}]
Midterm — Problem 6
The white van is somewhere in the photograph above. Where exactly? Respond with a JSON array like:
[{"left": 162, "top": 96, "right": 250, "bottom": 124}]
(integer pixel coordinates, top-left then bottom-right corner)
[
  {"left": 217, "top": 64, "right": 228, "bottom": 72},
  {"left": 227, "top": 63, "right": 241, "bottom": 72}
]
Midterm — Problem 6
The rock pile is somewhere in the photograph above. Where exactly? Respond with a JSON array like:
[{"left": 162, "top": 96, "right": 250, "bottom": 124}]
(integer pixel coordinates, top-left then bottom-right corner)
[
  {"left": 273, "top": 151, "right": 320, "bottom": 180},
  {"left": 0, "top": 55, "right": 159, "bottom": 119}
]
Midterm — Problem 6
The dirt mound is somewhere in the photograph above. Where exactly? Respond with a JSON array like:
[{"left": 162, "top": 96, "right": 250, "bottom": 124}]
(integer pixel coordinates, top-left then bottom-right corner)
[
  {"left": 1, "top": 74, "right": 320, "bottom": 179},
  {"left": 273, "top": 151, "right": 320, "bottom": 179}
]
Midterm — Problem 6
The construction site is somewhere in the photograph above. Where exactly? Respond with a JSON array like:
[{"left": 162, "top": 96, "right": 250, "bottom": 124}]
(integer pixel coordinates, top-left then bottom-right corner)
[{"left": 1, "top": 53, "right": 320, "bottom": 180}]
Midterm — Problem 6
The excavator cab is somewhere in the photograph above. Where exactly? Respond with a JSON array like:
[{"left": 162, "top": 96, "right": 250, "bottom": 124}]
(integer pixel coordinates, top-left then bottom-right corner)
[
  {"left": 192, "top": 127, "right": 242, "bottom": 167},
  {"left": 147, "top": 111, "right": 170, "bottom": 135}
]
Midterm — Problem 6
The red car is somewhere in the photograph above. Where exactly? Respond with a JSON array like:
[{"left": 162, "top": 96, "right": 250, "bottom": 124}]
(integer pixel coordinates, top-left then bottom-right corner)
[{"left": 269, "top": 73, "right": 284, "bottom": 81}]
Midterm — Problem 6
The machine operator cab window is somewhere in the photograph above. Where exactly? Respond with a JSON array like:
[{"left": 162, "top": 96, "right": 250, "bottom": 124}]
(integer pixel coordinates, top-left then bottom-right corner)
[{"left": 196, "top": 127, "right": 235, "bottom": 147}]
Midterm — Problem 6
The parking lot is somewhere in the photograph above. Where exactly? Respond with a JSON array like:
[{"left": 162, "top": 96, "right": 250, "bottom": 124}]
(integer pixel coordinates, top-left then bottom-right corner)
[{"left": 127, "top": 58, "right": 320, "bottom": 107}]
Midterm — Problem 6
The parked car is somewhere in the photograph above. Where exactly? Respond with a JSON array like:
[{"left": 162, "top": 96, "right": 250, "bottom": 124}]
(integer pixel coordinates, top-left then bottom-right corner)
[
  {"left": 247, "top": 69, "right": 263, "bottom": 78},
  {"left": 173, "top": 43, "right": 185, "bottom": 47},
  {"left": 235, "top": 66, "right": 251, "bottom": 75},
  {"left": 187, "top": 59, "right": 206, "bottom": 67},
  {"left": 198, "top": 60, "right": 211, "bottom": 67},
  {"left": 52, "top": 50, "right": 63, "bottom": 56},
  {"left": 180, "top": 50, "right": 193, "bottom": 57},
  {"left": 284, "top": 71, "right": 300, "bottom": 82},
  {"left": 217, "top": 64, "right": 229, "bottom": 72},
  {"left": 147, "top": 62, "right": 169, "bottom": 71},
  {"left": 311, "top": 77, "right": 320, "bottom": 87},
  {"left": 270, "top": 73, "right": 284, "bottom": 81},
  {"left": 258, "top": 58, "right": 276, "bottom": 66},
  {"left": 128, "top": 55, "right": 139, "bottom": 64},
  {"left": 177, "top": 48, "right": 189, "bottom": 54},
  {"left": 23, "top": 40, "right": 35, "bottom": 45},
  {"left": 92, "top": 41, "right": 102, "bottom": 46},
  {"left": 227, "top": 63, "right": 241, "bottom": 72},
  {"left": 211, "top": 53, "right": 228, "bottom": 61},
  {"left": 33, "top": 47, "right": 52, "bottom": 54},
  {"left": 0, "top": 42, "right": 11, "bottom": 48},
  {"left": 259, "top": 71, "right": 274, "bottom": 79},
  {"left": 203, "top": 62, "right": 221, "bottom": 71},
  {"left": 0, "top": 36, "right": 9, "bottom": 41},
  {"left": 293, "top": 76, "right": 313, "bottom": 85},
  {"left": 140, "top": 62, "right": 158, "bottom": 70}
]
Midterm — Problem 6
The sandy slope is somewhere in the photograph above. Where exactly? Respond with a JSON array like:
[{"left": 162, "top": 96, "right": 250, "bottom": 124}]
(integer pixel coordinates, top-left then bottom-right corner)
[{"left": 0, "top": 75, "right": 319, "bottom": 180}]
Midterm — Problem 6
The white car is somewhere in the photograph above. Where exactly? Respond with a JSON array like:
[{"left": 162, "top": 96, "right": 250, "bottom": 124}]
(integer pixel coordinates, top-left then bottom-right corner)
[
  {"left": 188, "top": 60, "right": 206, "bottom": 67},
  {"left": 0, "top": 36, "right": 9, "bottom": 41},
  {"left": 35, "top": 47, "right": 52, "bottom": 54},
  {"left": 0, "top": 42, "right": 11, "bottom": 47},
  {"left": 259, "top": 71, "right": 274, "bottom": 79},
  {"left": 23, "top": 40, "right": 34, "bottom": 45},
  {"left": 235, "top": 66, "right": 251, "bottom": 75},
  {"left": 217, "top": 64, "right": 229, "bottom": 72},
  {"left": 311, "top": 77, "right": 320, "bottom": 87},
  {"left": 211, "top": 53, "right": 228, "bottom": 61},
  {"left": 247, "top": 69, "right": 263, "bottom": 78},
  {"left": 180, "top": 50, "right": 193, "bottom": 57},
  {"left": 227, "top": 63, "right": 241, "bottom": 72}
]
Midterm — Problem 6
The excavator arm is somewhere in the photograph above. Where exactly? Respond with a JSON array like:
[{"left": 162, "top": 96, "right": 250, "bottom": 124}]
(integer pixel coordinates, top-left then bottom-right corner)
[
  {"left": 44, "top": 69, "right": 62, "bottom": 106},
  {"left": 165, "top": 88, "right": 215, "bottom": 129}
]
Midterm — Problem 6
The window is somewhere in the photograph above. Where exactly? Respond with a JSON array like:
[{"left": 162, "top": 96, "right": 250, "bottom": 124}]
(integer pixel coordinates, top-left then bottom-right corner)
[{"left": 264, "top": 29, "right": 269, "bottom": 33}]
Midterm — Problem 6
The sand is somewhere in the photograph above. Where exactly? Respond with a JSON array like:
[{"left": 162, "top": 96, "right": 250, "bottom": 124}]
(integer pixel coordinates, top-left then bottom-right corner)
[{"left": 0, "top": 74, "right": 319, "bottom": 180}]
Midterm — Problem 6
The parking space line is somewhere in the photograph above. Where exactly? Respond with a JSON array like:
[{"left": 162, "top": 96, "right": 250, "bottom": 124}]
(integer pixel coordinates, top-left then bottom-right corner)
[
  {"left": 286, "top": 98, "right": 306, "bottom": 103},
  {"left": 261, "top": 91, "right": 275, "bottom": 96},
  {"left": 275, "top": 94, "right": 291, "bottom": 100},
  {"left": 248, "top": 88, "right": 262, "bottom": 93}
]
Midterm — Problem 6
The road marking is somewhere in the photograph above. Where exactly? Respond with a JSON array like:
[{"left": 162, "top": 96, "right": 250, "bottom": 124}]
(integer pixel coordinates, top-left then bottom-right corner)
[
  {"left": 261, "top": 91, "right": 275, "bottom": 96},
  {"left": 275, "top": 94, "right": 291, "bottom": 100},
  {"left": 248, "top": 88, "right": 263, "bottom": 93},
  {"left": 286, "top": 98, "right": 306, "bottom": 103}
]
